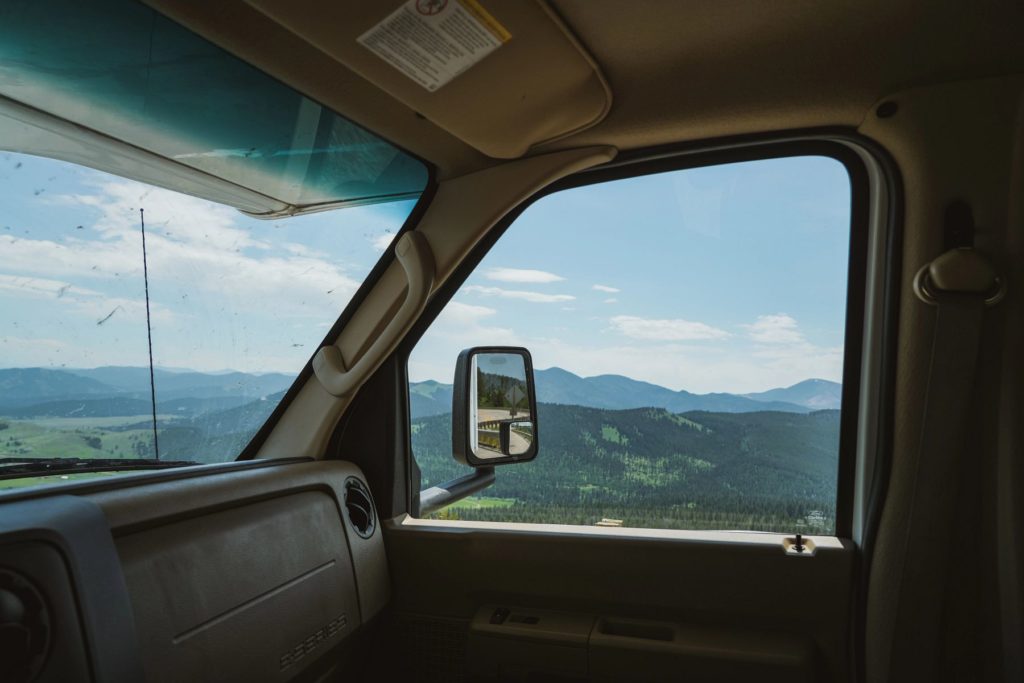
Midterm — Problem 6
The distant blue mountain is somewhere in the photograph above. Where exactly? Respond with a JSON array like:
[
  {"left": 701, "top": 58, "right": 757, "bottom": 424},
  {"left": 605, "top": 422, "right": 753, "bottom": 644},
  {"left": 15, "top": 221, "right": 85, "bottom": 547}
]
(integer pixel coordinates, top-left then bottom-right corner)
[
  {"left": 64, "top": 366, "right": 293, "bottom": 400},
  {"left": 0, "top": 367, "right": 118, "bottom": 408},
  {"left": 743, "top": 378, "right": 842, "bottom": 410},
  {"left": 0, "top": 365, "right": 841, "bottom": 422},
  {"left": 532, "top": 367, "right": 808, "bottom": 414},
  {"left": 407, "top": 367, "right": 841, "bottom": 419},
  {"left": 0, "top": 366, "right": 293, "bottom": 412}
]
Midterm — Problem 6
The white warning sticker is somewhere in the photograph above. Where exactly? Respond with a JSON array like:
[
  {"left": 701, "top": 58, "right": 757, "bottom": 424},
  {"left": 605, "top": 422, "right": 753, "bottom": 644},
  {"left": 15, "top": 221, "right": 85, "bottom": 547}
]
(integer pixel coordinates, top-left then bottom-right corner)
[{"left": 358, "top": 0, "right": 511, "bottom": 92}]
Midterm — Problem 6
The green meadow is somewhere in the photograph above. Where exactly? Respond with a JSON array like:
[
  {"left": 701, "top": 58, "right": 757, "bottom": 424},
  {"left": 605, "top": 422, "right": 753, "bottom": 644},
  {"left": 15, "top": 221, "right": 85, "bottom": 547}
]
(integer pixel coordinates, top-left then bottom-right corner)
[{"left": 0, "top": 417, "right": 166, "bottom": 461}]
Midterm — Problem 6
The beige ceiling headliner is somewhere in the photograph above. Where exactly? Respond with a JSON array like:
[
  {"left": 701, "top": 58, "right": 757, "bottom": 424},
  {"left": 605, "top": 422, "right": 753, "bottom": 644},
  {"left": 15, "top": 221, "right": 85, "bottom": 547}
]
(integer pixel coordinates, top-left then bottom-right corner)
[
  {"left": 543, "top": 0, "right": 1024, "bottom": 153},
  {"left": 149, "top": 0, "right": 1024, "bottom": 177}
]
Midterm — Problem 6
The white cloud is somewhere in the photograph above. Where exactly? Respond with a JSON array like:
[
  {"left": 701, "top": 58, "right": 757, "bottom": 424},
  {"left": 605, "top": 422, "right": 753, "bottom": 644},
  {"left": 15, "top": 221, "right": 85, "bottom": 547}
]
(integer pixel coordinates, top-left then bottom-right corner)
[
  {"left": 410, "top": 308, "right": 844, "bottom": 393},
  {"left": 0, "top": 274, "right": 99, "bottom": 300},
  {"left": 74, "top": 181, "right": 265, "bottom": 251},
  {"left": 371, "top": 233, "right": 395, "bottom": 250},
  {"left": 734, "top": 314, "right": 843, "bottom": 389},
  {"left": 0, "top": 233, "right": 140, "bottom": 280},
  {"left": 465, "top": 285, "right": 575, "bottom": 303},
  {"left": 1, "top": 179, "right": 364, "bottom": 320},
  {"left": 0, "top": 335, "right": 122, "bottom": 369},
  {"left": 406, "top": 300, "right": 520, "bottom": 383},
  {"left": 0, "top": 175, "right": 399, "bottom": 372},
  {"left": 603, "top": 298, "right": 618, "bottom": 304},
  {"left": 530, "top": 339, "right": 839, "bottom": 395},
  {"left": 742, "top": 314, "right": 804, "bottom": 344},
  {"left": 0, "top": 335, "right": 66, "bottom": 355},
  {"left": 609, "top": 315, "right": 730, "bottom": 341},
  {"left": 750, "top": 341, "right": 842, "bottom": 369},
  {"left": 284, "top": 243, "right": 327, "bottom": 258},
  {"left": 592, "top": 284, "right": 619, "bottom": 293},
  {"left": 0, "top": 273, "right": 174, "bottom": 324},
  {"left": 436, "top": 300, "right": 497, "bottom": 325},
  {"left": 484, "top": 268, "right": 565, "bottom": 284}
]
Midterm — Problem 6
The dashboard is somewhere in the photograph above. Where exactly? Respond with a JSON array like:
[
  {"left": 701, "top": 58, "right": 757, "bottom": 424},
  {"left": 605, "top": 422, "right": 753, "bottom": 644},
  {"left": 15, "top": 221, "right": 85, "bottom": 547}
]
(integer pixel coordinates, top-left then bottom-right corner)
[{"left": 0, "top": 460, "right": 385, "bottom": 682}]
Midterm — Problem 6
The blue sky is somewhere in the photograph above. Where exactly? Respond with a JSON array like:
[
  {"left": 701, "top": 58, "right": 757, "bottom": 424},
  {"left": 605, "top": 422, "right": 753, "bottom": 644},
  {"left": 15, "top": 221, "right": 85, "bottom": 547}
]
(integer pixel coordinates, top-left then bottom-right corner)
[
  {"left": 410, "top": 155, "right": 851, "bottom": 393},
  {"left": 1, "top": 152, "right": 850, "bottom": 394},
  {"left": 0, "top": 151, "right": 413, "bottom": 374}
]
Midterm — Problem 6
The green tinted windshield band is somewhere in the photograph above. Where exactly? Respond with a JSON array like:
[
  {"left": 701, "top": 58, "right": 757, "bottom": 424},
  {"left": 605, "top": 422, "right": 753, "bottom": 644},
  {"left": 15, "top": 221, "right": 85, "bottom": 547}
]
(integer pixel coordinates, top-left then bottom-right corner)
[{"left": 0, "top": 0, "right": 428, "bottom": 211}]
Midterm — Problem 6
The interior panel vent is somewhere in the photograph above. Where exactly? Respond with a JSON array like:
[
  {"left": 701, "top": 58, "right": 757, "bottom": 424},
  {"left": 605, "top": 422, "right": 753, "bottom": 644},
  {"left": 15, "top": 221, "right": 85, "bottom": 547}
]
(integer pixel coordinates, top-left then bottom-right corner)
[{"left": 344, "top": 477, "right": 376, "bottom": 538}]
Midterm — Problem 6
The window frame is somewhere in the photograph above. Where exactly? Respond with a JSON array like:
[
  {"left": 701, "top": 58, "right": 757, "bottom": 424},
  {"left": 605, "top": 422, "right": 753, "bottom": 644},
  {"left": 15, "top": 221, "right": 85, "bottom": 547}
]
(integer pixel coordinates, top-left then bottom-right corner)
[{"left": 396, "top": 130, "right": 901, "bottom": 544}]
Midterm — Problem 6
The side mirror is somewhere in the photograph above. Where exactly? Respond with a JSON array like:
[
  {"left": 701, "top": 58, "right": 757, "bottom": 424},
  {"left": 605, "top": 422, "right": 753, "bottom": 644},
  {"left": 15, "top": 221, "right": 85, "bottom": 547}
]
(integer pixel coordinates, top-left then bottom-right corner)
[{"left": 452, "top": 347, "right": 539, "bottom": 467}]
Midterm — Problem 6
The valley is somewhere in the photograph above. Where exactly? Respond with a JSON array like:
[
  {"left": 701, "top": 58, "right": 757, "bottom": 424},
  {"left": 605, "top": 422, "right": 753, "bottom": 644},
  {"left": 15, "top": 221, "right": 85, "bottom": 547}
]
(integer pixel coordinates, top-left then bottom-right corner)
[{"left": 1, "top": 365, "right": 842, "bottom": 534}]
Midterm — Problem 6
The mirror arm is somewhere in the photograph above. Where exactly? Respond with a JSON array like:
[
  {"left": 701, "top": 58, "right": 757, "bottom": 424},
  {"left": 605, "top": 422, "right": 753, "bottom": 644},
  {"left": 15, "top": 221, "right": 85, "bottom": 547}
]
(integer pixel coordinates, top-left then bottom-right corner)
[{"left": 418, "top": 467, "right": 496, "bottom": 517}]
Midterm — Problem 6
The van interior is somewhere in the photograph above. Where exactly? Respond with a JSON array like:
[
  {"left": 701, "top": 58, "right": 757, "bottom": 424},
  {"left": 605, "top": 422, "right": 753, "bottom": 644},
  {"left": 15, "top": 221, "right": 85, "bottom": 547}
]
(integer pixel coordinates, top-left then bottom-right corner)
[{"left": 0, "top": 1, "right": 1021, "bottom": 681}]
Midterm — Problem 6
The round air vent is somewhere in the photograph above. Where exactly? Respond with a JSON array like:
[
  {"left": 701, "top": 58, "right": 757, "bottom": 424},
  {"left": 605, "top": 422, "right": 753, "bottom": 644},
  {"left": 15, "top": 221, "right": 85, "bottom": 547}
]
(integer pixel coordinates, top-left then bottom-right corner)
[
  {"left": 0, "top": 569, "right": 51, "bottom": 683},
  {"left": 343, "top": 477, "right": 376, "bottom": 539}
]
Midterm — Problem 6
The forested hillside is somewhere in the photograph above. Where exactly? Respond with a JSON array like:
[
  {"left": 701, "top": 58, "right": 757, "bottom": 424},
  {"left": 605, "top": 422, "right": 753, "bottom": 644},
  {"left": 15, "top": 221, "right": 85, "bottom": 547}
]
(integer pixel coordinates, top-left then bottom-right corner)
[
  {"left": 157, "top": 391, "right": 285, "bottom": 461},
  {"left": 413, "top": 404, "right": 839, "bottom": 533},
  {"left": 2, "top": 365, "right": 841, "bottom": 529}
]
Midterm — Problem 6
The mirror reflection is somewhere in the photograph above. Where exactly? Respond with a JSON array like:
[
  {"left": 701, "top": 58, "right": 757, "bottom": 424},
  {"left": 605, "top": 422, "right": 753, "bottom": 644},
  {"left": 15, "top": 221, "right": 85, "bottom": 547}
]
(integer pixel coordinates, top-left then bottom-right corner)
[{"left": 470, "top": 352, "right": 535, "bottom": 459}]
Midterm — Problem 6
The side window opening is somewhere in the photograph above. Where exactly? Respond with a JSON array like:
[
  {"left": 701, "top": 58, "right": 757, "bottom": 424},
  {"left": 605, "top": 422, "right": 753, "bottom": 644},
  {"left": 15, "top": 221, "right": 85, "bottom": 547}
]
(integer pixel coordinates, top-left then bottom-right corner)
[{"left": 408, "top": 155, "right": 853, "bottom": 534}]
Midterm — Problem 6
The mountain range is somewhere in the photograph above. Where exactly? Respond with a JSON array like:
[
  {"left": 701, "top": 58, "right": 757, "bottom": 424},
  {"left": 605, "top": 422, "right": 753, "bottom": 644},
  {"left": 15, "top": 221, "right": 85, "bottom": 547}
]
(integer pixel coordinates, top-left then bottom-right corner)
[
  {"left": 0, "top": 366, "right": 841, "bottom": 419},
  {"left": 409, "top": 367, "right": 841, "bottom": 418},
  {"left": 0, "top": 366, "right": 293, "bottom": 413},
  {"left": 2, "top": 366, "right": 843, "bottom": 532}
]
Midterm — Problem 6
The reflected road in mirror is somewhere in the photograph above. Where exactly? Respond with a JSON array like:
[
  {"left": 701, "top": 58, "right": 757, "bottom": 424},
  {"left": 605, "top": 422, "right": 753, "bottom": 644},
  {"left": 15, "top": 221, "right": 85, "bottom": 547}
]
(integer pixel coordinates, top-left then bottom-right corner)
[{"left": 472, "top": 352, "right": 534, "bottom": 459}]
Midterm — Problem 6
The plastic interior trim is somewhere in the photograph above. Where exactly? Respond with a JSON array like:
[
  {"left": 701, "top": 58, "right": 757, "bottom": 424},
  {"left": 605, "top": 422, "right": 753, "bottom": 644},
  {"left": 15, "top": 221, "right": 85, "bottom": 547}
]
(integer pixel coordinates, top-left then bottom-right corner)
[{"left": 313, "top": 231, "right": 436, "bottom": 397}]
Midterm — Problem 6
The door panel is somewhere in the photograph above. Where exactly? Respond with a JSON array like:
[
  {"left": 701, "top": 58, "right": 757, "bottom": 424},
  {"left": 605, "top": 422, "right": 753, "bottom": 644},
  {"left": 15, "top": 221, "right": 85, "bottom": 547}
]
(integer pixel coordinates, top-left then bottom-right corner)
[{"left": 384, "top": 517, "right": 853, "bottom": 681}]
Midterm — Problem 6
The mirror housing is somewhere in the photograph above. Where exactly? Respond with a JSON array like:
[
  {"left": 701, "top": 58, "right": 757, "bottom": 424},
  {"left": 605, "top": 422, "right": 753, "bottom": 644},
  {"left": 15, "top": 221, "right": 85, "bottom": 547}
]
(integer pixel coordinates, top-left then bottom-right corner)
[{"left": 452, "top": 347, "right": 539, "bottom": 467}]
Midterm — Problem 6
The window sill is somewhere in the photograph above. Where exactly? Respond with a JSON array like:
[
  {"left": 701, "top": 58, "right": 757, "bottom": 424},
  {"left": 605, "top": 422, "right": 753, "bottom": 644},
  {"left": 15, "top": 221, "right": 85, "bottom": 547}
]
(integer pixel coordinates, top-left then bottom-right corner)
[{"left": 389, "top": 514, "right": 848, "bottom": 549}]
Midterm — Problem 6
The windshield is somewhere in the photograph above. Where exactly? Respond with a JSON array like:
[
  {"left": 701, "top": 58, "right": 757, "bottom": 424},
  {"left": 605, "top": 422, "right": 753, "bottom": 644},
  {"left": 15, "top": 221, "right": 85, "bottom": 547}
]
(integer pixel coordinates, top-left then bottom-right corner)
[
  {"left": 0, "top": 0, "right": 429, "bottom": 488},
  {"left": 0, "top": 152, "right": 419, "bottom": 483}
]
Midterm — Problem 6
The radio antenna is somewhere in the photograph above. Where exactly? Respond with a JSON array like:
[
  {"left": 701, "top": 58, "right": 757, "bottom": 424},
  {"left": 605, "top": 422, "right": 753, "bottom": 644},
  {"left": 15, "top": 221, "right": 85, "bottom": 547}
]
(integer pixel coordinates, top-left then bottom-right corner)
[{"left": 139, "top": 208, "right": 160, "bottom": 460}]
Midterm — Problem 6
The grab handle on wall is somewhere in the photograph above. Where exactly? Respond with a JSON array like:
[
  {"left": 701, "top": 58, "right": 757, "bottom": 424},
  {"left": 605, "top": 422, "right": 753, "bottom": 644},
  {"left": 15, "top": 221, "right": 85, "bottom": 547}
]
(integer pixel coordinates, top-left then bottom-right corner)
[{"left": 313, "top": 231, "right": 434, "bottom": 397}]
